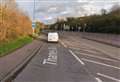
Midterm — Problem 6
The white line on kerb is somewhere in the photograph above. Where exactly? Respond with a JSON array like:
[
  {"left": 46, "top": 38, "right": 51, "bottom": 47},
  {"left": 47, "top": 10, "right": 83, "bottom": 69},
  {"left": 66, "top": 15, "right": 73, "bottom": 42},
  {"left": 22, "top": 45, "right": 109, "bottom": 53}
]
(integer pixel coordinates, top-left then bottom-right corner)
[
  {"left": 69, "top": 50, "right": 85, "bottom": 65},
  {"left": 95, "top": 77, "right": 103, "bottom": 82},
  {"left": 82, "top": 58, "right": 120, "bottom": 70},
  {"left": 97, "top": 73, "right": 120, "bottom": 82}
]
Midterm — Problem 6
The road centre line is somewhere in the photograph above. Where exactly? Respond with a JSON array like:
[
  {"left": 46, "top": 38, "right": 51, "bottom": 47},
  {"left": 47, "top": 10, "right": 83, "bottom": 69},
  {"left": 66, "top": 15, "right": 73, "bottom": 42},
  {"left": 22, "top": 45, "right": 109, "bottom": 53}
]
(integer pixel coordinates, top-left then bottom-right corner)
[
  {"left": 75, "top": 51, "right": 117, "bottom": 62},
  {"left": 69, "top": 50, "right": 85, "bottom": 65},
  {"left": 82, "top": 58, "right": 120, "bottom": 70},
  {"left": 97, "top": 73, "right": 120, "bottom": 82}
]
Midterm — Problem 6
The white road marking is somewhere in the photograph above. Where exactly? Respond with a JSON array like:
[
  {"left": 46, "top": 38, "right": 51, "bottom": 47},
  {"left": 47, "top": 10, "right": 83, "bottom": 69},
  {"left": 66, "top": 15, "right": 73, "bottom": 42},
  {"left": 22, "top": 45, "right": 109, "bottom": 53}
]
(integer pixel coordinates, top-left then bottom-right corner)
[
  {"left": 47, "top": 57, "right": 57, "bottom": 62},
  {"left": 69, "top": 50, "right": 85, "bottom": 65},
  {"left": 71, "top": 47, "right": 99, "bottom": 54},
  {"left": 43, "top": 59, "right": 57, "bottom": 65},
  {"left": 81, "top": 42, "right": 119, "bottom": 61},
  {"left": 42, "top": 46, "right": 57, "bottom": 65},
  {"left": 60, "top": 40, "right": 67, "bottom": 48},
  {"left": 43, "top": 59, "right": 47, "bottom": 64},
  {"left": 97, "top": 73, "right": 120, "bottom": 82},
  {"left": 75, "top": 52, "right": 117, "bottom": 62},
  {"left": 45, "top": 61, "right": 57, "bottom": 65},
  {"left": 95, "top": 77, "right": 103, "bottom": 82},
  {"left": 82, "top": 49, "right": 102, "bottom": 54},
  {"left": 82, "top": 58, "right": 120, "bottom": 70}
]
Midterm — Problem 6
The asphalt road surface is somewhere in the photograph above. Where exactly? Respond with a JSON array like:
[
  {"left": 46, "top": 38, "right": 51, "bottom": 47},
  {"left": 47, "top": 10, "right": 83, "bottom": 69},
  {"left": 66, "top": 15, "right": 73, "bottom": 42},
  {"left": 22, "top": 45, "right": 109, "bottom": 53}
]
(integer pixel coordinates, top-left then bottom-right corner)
[{"left": 14, "top": 32, "right": 120, "bottom": 82}]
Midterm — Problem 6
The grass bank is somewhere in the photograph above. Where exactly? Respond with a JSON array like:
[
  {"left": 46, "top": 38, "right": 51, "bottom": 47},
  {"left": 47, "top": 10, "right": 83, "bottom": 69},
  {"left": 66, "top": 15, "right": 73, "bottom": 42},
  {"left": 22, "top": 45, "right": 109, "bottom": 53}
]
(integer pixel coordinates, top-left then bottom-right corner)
[{"left": 0, "top": 36, "right": 33, "bottom": 57}]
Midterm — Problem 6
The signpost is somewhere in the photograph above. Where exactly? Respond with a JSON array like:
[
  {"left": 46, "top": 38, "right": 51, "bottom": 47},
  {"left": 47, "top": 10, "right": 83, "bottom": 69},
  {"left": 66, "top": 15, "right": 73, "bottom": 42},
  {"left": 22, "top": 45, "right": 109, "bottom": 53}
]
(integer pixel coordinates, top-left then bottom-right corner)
[{"left": 32, "top": 22, "right": 36, "bottom": 34}]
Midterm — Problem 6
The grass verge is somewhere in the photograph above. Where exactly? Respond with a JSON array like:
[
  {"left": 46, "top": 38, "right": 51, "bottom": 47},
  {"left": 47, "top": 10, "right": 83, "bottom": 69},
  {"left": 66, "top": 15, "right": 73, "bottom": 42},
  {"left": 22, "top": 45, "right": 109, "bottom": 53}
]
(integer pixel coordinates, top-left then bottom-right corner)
[{"left": 0, "top": 36, "right": 33, "bottom": 57}]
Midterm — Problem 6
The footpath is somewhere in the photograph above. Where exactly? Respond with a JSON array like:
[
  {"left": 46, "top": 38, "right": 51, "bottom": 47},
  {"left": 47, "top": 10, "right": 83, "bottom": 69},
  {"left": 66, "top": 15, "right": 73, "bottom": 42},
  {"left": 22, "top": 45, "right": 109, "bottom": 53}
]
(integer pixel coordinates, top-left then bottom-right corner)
[
  {"left": 0, "top": 39, "right": 43, "bottom": 82},
  {"left": 82, "top": 33, "right": 120, "bottom": 48}
]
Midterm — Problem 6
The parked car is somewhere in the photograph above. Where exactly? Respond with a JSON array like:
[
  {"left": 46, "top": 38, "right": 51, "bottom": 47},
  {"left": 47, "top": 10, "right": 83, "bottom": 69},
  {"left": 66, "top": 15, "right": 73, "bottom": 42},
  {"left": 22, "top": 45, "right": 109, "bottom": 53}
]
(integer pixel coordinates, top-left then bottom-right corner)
[{"left": 48, "top": 32, "right": 59, "bottom": 42}]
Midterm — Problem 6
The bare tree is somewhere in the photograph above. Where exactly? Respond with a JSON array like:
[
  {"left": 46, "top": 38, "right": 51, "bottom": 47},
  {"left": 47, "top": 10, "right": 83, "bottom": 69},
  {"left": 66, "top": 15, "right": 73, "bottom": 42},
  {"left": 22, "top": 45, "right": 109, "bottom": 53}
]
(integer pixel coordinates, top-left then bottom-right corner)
[
  {"left": 101, "top": 9, "right": 107, "bottom": 15},
  {"left": 110, "top": 4, "right": 120, "bottom": 12}
]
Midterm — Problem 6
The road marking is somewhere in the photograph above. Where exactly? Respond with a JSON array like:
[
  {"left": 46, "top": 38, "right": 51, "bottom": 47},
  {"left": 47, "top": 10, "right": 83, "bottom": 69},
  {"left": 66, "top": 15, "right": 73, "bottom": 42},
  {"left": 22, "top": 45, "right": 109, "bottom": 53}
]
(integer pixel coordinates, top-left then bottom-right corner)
[
  {"left": 60, "top": 40, "right": 67, "bottom": 48},
  {"left": 81, "top": 42, "right": 120, "bottom": 61},
  {"left": 42, "top": 46, "right": 57, "bottom": 65},
  {"left": 47, "top": 57, "right": 57, "bottom": 62},
  {"left": 43, "top": 59, "right": 47, "bottom": 64},
  {"left": 71, "top": 47, "right": 99, "bottom": 54},
  {"left": 69, "top": 50, "right": 85, "bottom": 65},
  {"left": 95, "top": 77, "right": 103, "bottom": 82},
  {"left": 43, "top": 59, "right": 57, "bottom": 65},
  {"left": 75, "top": 52, "right": 117, "bottom": 62},
  {"left": 82, "top": 58, "right": 120, "bottom": 70},
  {"left": 97, "top": 73, "right": 120, "bottom": 82}
]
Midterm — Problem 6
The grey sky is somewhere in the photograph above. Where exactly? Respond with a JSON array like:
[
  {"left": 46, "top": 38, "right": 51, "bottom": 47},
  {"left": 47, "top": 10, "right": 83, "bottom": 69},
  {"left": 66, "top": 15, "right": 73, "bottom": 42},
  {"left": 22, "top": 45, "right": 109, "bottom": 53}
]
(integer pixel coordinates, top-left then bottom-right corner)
[{"left": 16, "top": 0, "right": 120, "bottom": 24}]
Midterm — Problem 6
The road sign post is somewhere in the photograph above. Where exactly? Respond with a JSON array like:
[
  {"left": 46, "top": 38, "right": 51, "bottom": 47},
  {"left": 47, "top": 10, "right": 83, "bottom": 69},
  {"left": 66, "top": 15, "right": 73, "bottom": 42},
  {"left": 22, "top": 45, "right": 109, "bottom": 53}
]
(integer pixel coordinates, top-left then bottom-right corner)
[{"left": 32, "top": 22, "right": 36, "bottom": 34}]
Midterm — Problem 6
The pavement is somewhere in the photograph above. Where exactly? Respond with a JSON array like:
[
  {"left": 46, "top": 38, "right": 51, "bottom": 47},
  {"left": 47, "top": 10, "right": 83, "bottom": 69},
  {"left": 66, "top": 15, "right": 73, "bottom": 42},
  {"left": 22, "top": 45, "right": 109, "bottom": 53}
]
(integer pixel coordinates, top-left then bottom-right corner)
[
  {"left": 0, "top": 32, "right": 119, "bottom": 82},
  {"left": 0, "top": 39, "right": 43, "bottom": 82},
  {"left": 82, "top": 32, "right": 120, "bottom": 48}
]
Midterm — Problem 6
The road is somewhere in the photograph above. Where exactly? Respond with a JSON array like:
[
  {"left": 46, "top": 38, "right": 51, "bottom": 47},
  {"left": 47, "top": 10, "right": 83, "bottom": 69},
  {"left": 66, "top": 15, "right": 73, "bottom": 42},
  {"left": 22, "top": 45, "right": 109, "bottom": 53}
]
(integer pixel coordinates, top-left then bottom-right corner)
[{"left": 14, "top": 32, "right": 120, "bottom": 82}]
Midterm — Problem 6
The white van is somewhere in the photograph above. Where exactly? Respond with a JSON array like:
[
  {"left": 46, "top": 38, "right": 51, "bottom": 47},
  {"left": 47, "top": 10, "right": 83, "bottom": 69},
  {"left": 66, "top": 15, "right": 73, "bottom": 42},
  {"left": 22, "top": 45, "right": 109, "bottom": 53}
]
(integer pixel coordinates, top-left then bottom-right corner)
[{"left": 48, "top": 32, "right": 59, "bottom": 42}]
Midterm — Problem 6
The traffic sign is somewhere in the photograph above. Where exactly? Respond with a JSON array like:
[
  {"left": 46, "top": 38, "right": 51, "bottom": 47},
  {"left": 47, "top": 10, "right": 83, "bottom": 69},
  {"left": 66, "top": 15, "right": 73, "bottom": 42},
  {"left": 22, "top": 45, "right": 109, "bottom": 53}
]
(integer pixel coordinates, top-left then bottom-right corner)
[{"left": 32, "top": 22, "right": 36, "bottom": 29}]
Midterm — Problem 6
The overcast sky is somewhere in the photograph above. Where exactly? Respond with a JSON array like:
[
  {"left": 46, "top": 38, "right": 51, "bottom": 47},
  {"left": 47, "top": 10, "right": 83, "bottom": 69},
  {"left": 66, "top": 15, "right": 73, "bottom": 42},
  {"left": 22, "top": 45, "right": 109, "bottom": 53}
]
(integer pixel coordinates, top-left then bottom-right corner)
[{"left": 16, "top": 0, "right": 120, "bottom": 24}]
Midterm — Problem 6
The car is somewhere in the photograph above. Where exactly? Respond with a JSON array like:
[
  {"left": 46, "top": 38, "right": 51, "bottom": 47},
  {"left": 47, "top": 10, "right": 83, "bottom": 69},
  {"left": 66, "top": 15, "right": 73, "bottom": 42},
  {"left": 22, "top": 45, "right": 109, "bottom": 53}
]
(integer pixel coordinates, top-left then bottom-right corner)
[{"left": 48, "top": 32, "right": 59, "bottom": 42}]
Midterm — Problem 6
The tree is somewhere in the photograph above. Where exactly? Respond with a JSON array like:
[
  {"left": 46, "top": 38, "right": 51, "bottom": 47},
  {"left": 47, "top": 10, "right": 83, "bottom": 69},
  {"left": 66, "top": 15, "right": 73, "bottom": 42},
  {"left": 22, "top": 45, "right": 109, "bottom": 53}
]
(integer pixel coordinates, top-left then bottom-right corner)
[
  {"left": 101, "top": 9, "right": 107, "bottom": 15},
  {"left": 0, "top": 6, "right": 32, "bottom": 42},
  {"left": 110, "top": 4, "right": 120, "bottom": 12},
  {"left": 35, "top": 21, "right": 44, "bottom": 34}
]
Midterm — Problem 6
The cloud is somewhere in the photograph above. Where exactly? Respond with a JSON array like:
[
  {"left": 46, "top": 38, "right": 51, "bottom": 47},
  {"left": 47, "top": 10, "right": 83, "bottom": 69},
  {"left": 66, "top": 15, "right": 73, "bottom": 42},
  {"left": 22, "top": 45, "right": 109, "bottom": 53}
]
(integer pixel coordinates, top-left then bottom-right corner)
[{"left": 16, "top": 0, "right": 120, "bottom": 24}]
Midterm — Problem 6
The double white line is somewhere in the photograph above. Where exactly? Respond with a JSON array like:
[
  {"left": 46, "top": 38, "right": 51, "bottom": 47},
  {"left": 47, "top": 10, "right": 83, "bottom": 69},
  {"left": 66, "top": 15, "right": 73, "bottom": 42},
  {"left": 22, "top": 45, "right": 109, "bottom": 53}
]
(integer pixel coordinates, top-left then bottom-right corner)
[
  {"left": 97, "top": 73, "right": 120, "bottom": 82},
  {"left": 82, "top": 58, "right": 120, "bottom": 70},
  {"left": 61, "top": 41, "right": 104, "bottom": 82}
]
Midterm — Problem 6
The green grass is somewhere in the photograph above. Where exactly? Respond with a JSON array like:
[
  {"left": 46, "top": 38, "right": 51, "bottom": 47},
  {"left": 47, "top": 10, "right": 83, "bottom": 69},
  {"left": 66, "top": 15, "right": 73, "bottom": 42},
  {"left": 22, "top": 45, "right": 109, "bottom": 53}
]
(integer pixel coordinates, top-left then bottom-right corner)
[{"left": 0, "top": 36, "right": 33, "bottom": 57}]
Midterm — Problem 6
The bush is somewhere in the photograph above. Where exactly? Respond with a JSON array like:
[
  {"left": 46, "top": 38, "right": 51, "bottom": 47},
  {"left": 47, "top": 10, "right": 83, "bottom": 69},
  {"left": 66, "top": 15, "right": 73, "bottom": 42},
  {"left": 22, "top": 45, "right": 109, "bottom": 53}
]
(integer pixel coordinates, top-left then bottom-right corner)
[{"left": 0, "top": 6, "right": 32, "bottom": 42}]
